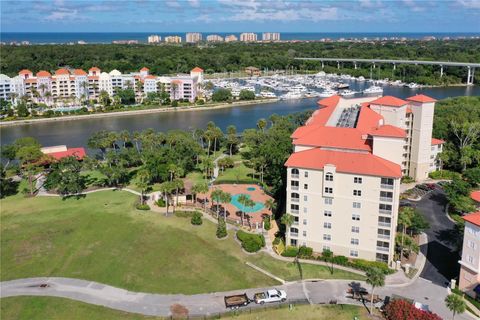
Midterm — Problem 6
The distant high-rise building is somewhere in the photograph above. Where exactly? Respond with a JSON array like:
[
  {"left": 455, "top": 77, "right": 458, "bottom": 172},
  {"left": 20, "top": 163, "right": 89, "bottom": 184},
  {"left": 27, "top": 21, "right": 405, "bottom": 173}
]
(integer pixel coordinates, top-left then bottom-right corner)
[
  {"left": 262, "top": 32, "right": 280, "bottom": 41},
  {"left": 186, "top": 32, "right": 202, "bottom": 43},
  {"left": 148, "top": 35, "right": 161, "bottom": 43},
  {"left": 225, "top": 34, "right": 238, "bottom": 42},
  {"left": 240, "top": 33, "right": 257, "bottom": 42},
  {"left": 165, "top": 36, "right": 182, "bottom": 43},
  {"left": 206, "top": 34, "right": 224, "bottom": 42}
]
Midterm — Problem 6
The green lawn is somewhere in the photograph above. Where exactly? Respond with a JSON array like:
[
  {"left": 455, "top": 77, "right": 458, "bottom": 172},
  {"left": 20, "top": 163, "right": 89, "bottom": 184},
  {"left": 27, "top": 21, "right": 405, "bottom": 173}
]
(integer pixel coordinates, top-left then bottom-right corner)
[
  {"left": 216, "top": 162, "right": 257, "bottom": 184},
  {"left": 0, "top": 297, "right": 369, "bottom": 320}
]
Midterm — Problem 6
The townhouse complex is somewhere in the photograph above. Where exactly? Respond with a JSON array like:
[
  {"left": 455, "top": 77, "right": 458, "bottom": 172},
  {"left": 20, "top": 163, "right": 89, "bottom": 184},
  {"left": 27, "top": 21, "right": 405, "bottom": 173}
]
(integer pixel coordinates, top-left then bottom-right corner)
[
  {"left": 285, "top": 94, "right": 444, "bottom": 265},
  {"left": 459, "top": 212, "right": 480, "bottom": 299},
  {"left": 0, "top": 67, "right": 204, "bottom": 106}
]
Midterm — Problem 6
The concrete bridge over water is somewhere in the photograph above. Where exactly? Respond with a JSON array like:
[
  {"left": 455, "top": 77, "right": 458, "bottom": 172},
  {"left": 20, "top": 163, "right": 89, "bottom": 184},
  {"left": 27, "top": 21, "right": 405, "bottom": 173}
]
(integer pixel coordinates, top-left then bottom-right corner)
[{"left": 294, "top": 57, "right": 480, "bottom": 84}]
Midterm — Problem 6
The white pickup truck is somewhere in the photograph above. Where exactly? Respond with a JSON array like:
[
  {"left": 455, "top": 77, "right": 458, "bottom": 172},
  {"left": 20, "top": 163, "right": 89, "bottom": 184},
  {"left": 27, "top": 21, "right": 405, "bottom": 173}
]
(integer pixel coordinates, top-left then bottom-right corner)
[{"left": 253, "top": 289, "right": 287, "bottom": 304}]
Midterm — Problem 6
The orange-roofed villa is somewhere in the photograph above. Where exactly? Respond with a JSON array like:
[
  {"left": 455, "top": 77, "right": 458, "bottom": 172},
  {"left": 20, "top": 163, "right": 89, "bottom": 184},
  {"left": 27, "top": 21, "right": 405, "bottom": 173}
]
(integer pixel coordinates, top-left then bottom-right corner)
[
  {"left": 285, "top": 94, "right": 444, "bottom": 265},
  {"left": 459, "top": 211, "right": 480, "bottom": 299}
]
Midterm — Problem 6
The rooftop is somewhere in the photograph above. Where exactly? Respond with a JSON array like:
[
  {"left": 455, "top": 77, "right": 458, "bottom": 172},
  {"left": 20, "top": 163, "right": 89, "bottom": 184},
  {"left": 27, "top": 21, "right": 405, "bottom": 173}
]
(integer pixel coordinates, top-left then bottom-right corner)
[
  {"left": 463, "top": 211, "right": 480, "bottom": 227},
  {"left": 36, "top": 70, "right": 51, "bottom": 77},
  {"left": 285, "top": 148, "right": 402, "bottom": 178},
  {"left": 370, "top": 125, "right": 407, "bottom": 138},
  {"left": 407, "top": 94, "right": 437, "bottom": 103},
  {"left": 471, "top": 190, "right": 480, "bottom": 203},
  {"left": 431, "top": 138, "right": 445, "bottom": 145},
  {"left": 370, "top": 95, "right": 408, "bottom": 107},
  {"left": 191, "top": 67, "right": 204, "bottom": 72}
]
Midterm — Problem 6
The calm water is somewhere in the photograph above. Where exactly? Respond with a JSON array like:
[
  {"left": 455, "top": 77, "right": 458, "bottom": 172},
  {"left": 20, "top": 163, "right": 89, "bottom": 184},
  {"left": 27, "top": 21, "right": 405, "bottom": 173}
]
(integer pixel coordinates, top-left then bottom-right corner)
[
  {"left": 2, "top": 32, "right": 479, "bottom": 44},
  {"left": 1, "top": 84, "right": 479, "bottom": 148}
]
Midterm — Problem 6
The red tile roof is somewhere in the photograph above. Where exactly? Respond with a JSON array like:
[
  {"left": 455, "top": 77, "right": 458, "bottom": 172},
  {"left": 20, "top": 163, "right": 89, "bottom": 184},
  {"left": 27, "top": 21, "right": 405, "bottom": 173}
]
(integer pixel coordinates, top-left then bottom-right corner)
[
  {"left": 431, "top": 138, "right": 445, "bottom": 145},
  {"left": 370, "top": 95, "right": 407, "bottom": 107},
  {"left": 140, "top": 67, "right": 149, "bottom": 71},
  {"left": 305, "top": 96, "right": 341, "bottom": 126},
  {"left": 55, "top": 68, "right": 70, "bottom": 75},
  {"left": 145, "top": 75, "right": 156, "bottom": 79},
  {"left": 89, "top": 67, "right": 100, "bottom": 71},
  {"left": 19, "top": 69, "right": 32, "bottom": 75},
  {"left": 471, "top": 191, "right": 480, "bottom": 203},
  {"left": 285, "top": 148, "right": 401, "bottom": 178},
  {"left": 36, "top": 70, "right": 51, "bottom": 77},
  {"left": 171, "top": 79, "right": 183, "bottom": 84},
  {"left": 463, "top": 211, "right": 480, "bottom": 227},
  {"left": 88, "top": 76, "right": 99, "bottom": 80},
  {"left": 48, "top": 148, "right": 86, "bottom": 161},
  {"left": 191, "top": 67, "right": 204, "bottom": 72},
  {"left": 407, "top": 94, "right": 437, "bottom": 103},
  {"left": 356, "top": 105, "right": 384, "bottom": 132},
  {"left": 73, "top": 69, "right": 87, "bottom": 76},
  {"left": 25, "top": 78, "right": 37, "bottom": 84},
  {"left": 406, "top": 106, "right": 413, "bottom": 114},
  {"left": 318, "top": 95, "right": 341, "bottom": 108},
  {"left": 293, "top": 126, "right": 371, "bottom": 151},
  {"left": 370, "top": 125, "right": 407, "bottom": 138}
]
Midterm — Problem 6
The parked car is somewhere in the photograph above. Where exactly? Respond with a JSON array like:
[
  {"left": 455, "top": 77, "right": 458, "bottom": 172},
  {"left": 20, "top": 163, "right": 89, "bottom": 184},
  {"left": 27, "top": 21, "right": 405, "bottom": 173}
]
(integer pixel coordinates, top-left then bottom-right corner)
[
  {"left": 426, "top": 183, "right": 436, "bottom": 190},
  {"left": 400, "top": 200, "right": 414, "bottom": 207},
  {"left": 224, "top": 293, "right": 250, "bottom": 309},
  {"left": 416, "top": 184, "right": 430, "bottom": 191},
  {"left": 253, "top": 289, "right": 287, "bottom": 304}
]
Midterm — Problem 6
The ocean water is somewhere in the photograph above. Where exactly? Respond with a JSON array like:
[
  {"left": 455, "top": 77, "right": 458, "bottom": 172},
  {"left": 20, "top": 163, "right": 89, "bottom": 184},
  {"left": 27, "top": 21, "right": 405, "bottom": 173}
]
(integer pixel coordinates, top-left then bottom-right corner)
[{"left": 1, "top": 32, "right": 479, "bottom": 44}]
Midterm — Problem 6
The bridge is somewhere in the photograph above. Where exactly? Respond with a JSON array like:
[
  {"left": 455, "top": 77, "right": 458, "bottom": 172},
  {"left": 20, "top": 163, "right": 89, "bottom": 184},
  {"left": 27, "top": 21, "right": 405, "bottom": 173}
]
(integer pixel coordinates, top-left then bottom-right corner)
[{"left": 294, "top": 57, "right": 479, "bottom": 84}]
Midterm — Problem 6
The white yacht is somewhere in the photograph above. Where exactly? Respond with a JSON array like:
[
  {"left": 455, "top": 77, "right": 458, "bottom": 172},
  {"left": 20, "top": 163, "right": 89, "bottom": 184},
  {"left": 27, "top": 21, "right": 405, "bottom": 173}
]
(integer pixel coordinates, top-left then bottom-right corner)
[
  {"left": 363, "top": 86, "right": 383, "bottom": 94},
  {"left": 280, "top": 91, "right": 304, "bottom": 100},
  {"left": 260, "top": 91, "right": 277, "bottom": 98},
  {"left": 357, "top": 76, "right": 366, "bottom": 81},
  {"left": 318, "top": 88, "right": 338, "bottom": 98},
  {"left": 339, "top": 90, "right": 357, "bottom": 97},
  {"left": 407, "top": 82, "right": 420, "bottom": 89}
]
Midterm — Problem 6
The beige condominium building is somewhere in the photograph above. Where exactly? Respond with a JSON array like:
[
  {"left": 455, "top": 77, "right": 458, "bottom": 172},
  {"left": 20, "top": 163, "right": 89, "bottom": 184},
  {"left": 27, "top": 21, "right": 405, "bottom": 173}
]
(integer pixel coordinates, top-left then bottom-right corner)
[
  {"left": 285, "top": 94, "right": 444, "bottom": 265},
  {"left": 240, "top": 33, "right": 257, "bottom": 42},
  {"left": 459, "top": 212, "right": 480, "bottom": 299},
  {"left": 186, "top": 32, "right": 202, "bottom": 43}
]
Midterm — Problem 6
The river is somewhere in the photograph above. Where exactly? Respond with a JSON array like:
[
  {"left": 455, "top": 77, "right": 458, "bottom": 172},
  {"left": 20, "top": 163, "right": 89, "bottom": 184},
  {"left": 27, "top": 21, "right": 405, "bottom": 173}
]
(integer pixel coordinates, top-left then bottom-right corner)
[{"left": 1, "top": 84, "right": 479, "bottom": 148}]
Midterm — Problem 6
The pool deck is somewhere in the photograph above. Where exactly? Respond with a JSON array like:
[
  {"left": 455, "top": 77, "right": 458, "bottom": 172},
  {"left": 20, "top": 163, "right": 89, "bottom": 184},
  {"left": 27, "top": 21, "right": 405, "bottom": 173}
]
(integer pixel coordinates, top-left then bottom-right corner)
[{"left": 197, "top": 184, "right": 273, "bottom": 227}]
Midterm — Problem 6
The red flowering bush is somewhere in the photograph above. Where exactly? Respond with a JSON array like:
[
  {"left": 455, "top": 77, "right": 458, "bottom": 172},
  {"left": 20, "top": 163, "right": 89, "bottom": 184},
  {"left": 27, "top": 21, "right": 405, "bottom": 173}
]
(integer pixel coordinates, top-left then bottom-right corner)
[{"left": 385, "top": 299, "right": 442, "bottom": 320}]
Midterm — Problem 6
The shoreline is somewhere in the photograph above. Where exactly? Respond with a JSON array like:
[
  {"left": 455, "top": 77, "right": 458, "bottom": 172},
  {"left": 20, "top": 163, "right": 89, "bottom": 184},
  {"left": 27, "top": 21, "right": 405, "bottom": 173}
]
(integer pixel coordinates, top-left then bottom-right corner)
[{"left": 0, "top": 98, "right": 280, "bottom": 127}]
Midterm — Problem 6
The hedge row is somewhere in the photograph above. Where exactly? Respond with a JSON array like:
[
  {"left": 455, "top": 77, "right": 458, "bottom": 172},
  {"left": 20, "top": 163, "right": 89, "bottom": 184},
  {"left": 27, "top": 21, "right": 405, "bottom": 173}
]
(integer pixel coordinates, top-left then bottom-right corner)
[
  {"left": 428, "top": 170, "right": 461, "bottom": 180},
  {"left": 237, "top": 230, "right": 265, "bottom": 253}
]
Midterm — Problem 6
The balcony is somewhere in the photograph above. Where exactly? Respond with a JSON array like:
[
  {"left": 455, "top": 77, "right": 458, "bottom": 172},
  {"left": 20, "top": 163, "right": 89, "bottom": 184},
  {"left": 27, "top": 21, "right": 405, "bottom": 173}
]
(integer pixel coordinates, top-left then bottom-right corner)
[
  {"left": 378, "top": 222, "right": 391, "bottom": 228},
  {"left": 376, "top": 246, "right": 389, "bottom": 252},
  {"left": 291, "top": 185, "right": 299, "bottom": 191},
  {"left": 380, "top": 184, "right": 394, "bottom": 190},
  {"left": 291, "top": 198, "right": 299, "bottom": 203},
  {"left": 290, "top": 232, "right": 299, "bottom": 237},
  {"left": 293, "top": 221, "right": 299, "bottom": 226},
  {"left": 380, "top": 197, "right": 393, "bottom": 202},
  {"left": 378, "top": 234, "right": 390, "bottom": 240},
  {"left": 291, "top": 174, "right": 299, "bottom": 179},
  {"left": 379, "top": 209, "right": 392, "bottom": 215},
  {"left": 291, "top": 209, "right": 299, "bottom": 215}
]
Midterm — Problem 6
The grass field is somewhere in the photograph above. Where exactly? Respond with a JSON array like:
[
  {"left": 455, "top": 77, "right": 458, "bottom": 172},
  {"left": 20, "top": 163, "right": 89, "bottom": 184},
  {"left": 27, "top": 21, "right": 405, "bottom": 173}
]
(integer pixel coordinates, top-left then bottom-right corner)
[
  {"left": 0, "top": 297, "right": 370, "bottom": 320},
  {"left": 1, "top": 190, "right": 362, "bottom": 295},
  {"left": 215, "top": 162, "right": 257, "bottom": 184}
]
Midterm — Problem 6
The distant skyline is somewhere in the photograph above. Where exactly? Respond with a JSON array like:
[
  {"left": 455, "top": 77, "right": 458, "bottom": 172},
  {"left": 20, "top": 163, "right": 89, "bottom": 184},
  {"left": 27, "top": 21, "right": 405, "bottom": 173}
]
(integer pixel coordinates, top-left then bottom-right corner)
[{"left": 1, "top": 0, "right": 480, "bottom": 33}]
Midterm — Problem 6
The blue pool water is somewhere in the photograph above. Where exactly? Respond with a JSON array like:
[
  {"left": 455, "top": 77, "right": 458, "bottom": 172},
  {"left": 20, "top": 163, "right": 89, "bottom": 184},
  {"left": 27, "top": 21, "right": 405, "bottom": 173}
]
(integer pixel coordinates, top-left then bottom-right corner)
[
  {"left": 247, "top": 187, "right": 256, "bottom": 191},
  {"left": 231, "top": 194, "right": 264, "bottom": 213}
]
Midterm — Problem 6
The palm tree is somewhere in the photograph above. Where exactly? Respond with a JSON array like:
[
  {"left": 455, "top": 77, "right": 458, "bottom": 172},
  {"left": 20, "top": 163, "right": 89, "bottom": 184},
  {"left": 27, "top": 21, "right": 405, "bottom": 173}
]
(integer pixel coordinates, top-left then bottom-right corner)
[
  {"left": 280, "top": 213, "right": 294, "bottom": 229},
  {"left": 159, "top": 181, "right": 175, "bottom": 215},
  {"left": 226, "top": 125, "right": 238, "bottom": 156},
  {"left": 132, "top": 131, "right": 141, "bottom": 153},
  {"left": 445, "top": 294, "right": 466, "bottom": 320},
  {"left": 192, "top": 182, "right": 209, "bottom": 212},
  {"left": 211, "top": 189, "right": 223, "bottom": 218},
  {"left": 220, "top": 191, "right": 232, "bottom": 222},
  {"left": 119, "top": 130, "right": 130, "bottom": 148},
  {"left": 172, "top": 178, "right": 184, "bottom": 212},
  {"left": 168, "top": 164, "right": 184, "bottom": 182},
  {"left": 398, "top": 207, "right": 414, "bottom": 254},
  {"left": 365, "top": 268, "right": 385, "bottom": 315},
  {"left": 237, "top": 194, "right": 255, "bottom": 226},
  {"left": 257, "top": 118, "right": 267, "bottom": 132},
  {"left": 264, "top": 199, "right": 276, "bottom": 216},
  {"left": 135, "top": 169, "right": 151, "bottom": 205}
]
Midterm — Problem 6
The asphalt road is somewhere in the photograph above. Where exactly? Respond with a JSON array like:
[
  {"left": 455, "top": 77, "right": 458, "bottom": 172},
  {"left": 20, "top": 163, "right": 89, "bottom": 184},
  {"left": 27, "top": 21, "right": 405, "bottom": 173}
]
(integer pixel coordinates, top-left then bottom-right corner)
[{"left": 414, "top": 188, "right": 461, "bottom": 286}]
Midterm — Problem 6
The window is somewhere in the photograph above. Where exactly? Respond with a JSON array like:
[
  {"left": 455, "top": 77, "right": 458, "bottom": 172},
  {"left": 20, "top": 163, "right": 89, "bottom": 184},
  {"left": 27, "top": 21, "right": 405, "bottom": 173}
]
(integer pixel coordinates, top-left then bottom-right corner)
[
  {"left": 291, "top": 180, "right": 299, "bottom": 189},
  {"left": 378, "top": 216, "right": 391, "bottom": 226},
  {"left": 379, "top": 203, "right": 392, "bottom": 213},
  {"left": 323, "top": 246, "right": 330, "bottom": 251},
  {"left": 352, "top": 214, "right": 360, "bottom": 221},
  {"left": 378, "top": 228, "right": 391, "bottom": 239},
  {"left": 324, "top": 187, "right": 333, "bottom": 194},
  {"left": 291, "top": 192, "right": 300, "bottom": 202},
  {"left": 351, "top": 226, "right": 359, "bottom": 233},
  {"left": 380, "top": 191, "right": 393, "bottom": 201},
  {"left": 302, "top": 231, "right": 307, "bottom": 237},
  {"left": 290, "top": 227, "right": 299, "bottom": 234},
  {"left": 291, "top": 204, "right": 299, "bottom": 213},
  {"left": 376, "top": 253, "right": 388, "bottom": 263},
  {"left": 324, "top": 210, "right": 332, "bottom": 217},
  {"left": 381, "top": 178, "right": 394, "bottom": 187},
  {"left": 303, "top": 207, "right": 308, "bottom": 213},
  {"left": 351, "top": 238, "right": 359, "bottom": 245},
  {"left": 467, "top": 255, "right": 474, "bottom": 264},
  {"left": 353, "top": 190, "right": 362, "bottom": 196},
  {"left": 354, "top": 177, "right": 363, "bottom": 184},
  {"left": 304, "top": 195, "right": 308, "bottom": 201},
  {"left": 377, "top": 241, "right": 389, "bottom": 250},
  {"left": 325, "top": 198, "right": 333, "bottom": 205},
  {"left": 350, "top": 250, "right": 358, "bottom": 257},
  {"left": 304, "top": 184, "right": 308, "bottom": 190},
  {"left": 325, "top": 172, "right": 333, "bottom": 181},
  {"left": 303, "top": 219, "right": 307, "bottom": 225},
  {"left": 291, "top": 168, "right": 299, "bottom": 177},
  {"left": 467, "top": 240, "right": 476, "bottom": 249},
  {"left": 324, "top": 222, "right": 332, "bottom": 229},
  {"left": 291, "top": 239, "right": 297, "bottom": 246},
  {"left": 304, "top": 171, "right": 309, "bottom": 178},
  {"left": 323, "top": 234, "right": 331, "bottom": 241},
  {"left": 353, "top": 202, "right": 361, "bottom": 209}
]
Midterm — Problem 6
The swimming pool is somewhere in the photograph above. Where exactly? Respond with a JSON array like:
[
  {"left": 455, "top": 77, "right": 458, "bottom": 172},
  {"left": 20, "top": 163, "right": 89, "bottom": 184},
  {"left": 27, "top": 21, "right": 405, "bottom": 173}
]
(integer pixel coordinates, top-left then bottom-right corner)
[
  {"left": 230, "top": 194, "right": 264, "bottom": 213},
  {"left": 247, "top": 187, "right": 256, "bottom": 191}
]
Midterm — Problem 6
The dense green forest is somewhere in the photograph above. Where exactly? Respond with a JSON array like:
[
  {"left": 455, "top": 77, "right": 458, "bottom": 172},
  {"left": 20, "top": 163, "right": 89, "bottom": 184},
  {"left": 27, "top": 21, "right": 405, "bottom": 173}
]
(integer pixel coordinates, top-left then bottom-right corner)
[{"left": 1, "top": 40, "right": 479, "bottom": 85}]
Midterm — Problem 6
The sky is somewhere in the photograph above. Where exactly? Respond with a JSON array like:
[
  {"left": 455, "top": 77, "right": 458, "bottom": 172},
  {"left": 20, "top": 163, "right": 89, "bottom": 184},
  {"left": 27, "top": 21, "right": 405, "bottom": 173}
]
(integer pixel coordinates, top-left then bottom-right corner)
[{"left": 1, "top": 0, "right": 480, "bottom": 33}]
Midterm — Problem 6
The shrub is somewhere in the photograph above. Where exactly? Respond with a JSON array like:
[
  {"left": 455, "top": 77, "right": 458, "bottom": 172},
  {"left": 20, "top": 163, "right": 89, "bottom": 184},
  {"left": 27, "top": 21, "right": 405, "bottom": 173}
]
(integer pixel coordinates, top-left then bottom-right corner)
[
  {"left": 385, "top": 299, "right": 442, "bottom": 320},
  {"left": 191, "top": 211, "right": 203, "bottom": 225},
  {"left": 171, "top": 100, "right": 179, "bottom": 108},
  {"left": 155, "top": 198, "right": 166, "bottom": 207},
  {"left": 298, "top": 246, "right": 313, "bottom": 258},
  {"left": 350, "top": 259, "right": 394, "bottom": 274},
  {"left": 216, "top": 219, "right": 227, "bottom": 238},
  {"left": 401, "top": 176, "right": 415, "bottom": 183},
  {"left": 212, "top": 88, "right": 232, "bottom": 102},
  {"left": 237, "top": 230, "right": 265, "bottom": 252},
  {"left": 428, "top": 170, "right": 461, "bottom": 180},
  {"left": 281, "top": 246, "right": 299, "bottom": 257},
  {"left": 263, "top": 216, "right": 271, "bottom": 230},
  {"left": 136, "top": 203, "right": 150, "bottom": 210},
  {"left": 239, "top": 89, "right": 255, "bottom": 100},
  {"left": 272, "top": 237, "right": 282, "bottom": 245},
  {"left": 196, "top": 99, "right": 205, "bottom": 105},
  {"left": 331, "top": 255, "right": 349, "bottom": 265}
]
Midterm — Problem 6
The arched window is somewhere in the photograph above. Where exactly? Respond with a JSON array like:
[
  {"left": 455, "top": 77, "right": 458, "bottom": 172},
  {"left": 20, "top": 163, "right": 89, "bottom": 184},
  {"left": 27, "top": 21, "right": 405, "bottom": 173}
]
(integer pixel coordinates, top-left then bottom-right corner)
[
  {"left": 291, "top": 168, "right": 299, "bottom": 177},
  {"left": 290, "top": 227, "right": 299, "bottom": 234},
  {"left": 325, "top": 172, "right": 334, "bottom": 181},
  {"left": 291, "top": 192, "right": 300, "bottom": 199}
]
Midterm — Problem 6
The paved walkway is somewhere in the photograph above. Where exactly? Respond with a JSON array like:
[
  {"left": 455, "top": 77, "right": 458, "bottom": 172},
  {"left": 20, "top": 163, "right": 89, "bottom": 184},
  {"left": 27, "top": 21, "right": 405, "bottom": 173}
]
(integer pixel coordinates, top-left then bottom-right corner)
[{"left": 0, "top": 277, "right": 474, "bottom": 319}]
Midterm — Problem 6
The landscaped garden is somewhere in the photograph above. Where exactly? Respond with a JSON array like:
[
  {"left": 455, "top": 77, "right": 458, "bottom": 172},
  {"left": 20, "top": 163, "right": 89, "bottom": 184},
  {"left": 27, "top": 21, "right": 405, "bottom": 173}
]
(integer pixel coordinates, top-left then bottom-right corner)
[
  {"left": 0, "top": 296, "right": 369, "bottom": 320},
  {"left": 0, "top": 190, "right": 363, "bottom": 295}
]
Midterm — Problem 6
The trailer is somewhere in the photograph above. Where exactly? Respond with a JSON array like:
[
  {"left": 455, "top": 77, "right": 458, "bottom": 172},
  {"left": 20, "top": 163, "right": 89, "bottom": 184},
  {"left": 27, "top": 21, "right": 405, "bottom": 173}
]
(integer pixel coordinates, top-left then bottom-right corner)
[{"left": 224, "top": 293, "right": 250, "bottom": 309}]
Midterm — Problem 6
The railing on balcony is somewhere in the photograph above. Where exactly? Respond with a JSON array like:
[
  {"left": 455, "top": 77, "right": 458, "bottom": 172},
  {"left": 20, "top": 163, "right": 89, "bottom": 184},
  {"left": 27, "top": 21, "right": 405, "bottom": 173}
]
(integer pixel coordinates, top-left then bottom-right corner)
[
  {"left": 376, "top": 246, "right": 389, "bottom": 252},
  {"left": 380, "top": 197, "right": 393, "bottom": 202},
  {"left": 293, "top": 221, "right": 299, "bottom": 226},
  {"left": 291, "top": 198, "right": 299, "bottom": 203},
  {"left": 291, "top": 185, "right": 299, "bottom": 191},
  {"left": 378, "top": 234, "right": 390, "bottom": 240},
  {"left": 291, "top": 174, "right": 299, "bottom": 179},
  {"left": 291, "top": 209, "right": 299, "bottom": 214},
  {"left": 290, "top": 232, "right": 299, "bottom": 237},
  {"left": 378, "top": 222, "right": 391, "bottom": 228},
  {"left": 380, "top": 184, "right": 394, "bottom": 190},
  {"left": 379, "top": 209, "right": 392, "bottom": 215}
]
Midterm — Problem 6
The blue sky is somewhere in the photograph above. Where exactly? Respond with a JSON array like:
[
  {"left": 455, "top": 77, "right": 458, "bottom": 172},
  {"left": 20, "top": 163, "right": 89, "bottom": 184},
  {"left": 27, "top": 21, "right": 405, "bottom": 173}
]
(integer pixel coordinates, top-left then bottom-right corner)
[{"left": 1, "top": 0, "right": 479, "bottom": 33}]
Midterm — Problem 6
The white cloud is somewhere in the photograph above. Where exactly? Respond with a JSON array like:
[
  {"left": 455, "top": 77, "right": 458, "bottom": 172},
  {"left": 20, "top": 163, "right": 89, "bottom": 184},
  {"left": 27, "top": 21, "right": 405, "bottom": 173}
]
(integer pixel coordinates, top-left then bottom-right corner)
[
  {"left": 44, "top": 8, "right": 80, "bottom": 21},
  {"left": 165, "top": 1, "right": 181, "bottom": 8},
  {"left": 456, "top": 0, "right": 480, "bottom": 9},
  {"left": 188, "top": 0, "right": 200, "bottom": 7}
]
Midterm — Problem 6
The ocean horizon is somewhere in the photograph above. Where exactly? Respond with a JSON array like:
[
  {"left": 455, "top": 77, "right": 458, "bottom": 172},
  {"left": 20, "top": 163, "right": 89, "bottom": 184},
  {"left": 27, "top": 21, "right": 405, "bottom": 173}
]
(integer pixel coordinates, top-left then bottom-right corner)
[{"left": 2, "top": 32, "right": 479, "bottom": 44}]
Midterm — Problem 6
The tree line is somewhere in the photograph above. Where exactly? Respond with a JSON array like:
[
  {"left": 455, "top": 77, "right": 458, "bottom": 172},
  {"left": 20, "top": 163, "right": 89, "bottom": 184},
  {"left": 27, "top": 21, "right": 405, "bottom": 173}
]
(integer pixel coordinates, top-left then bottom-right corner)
[{"left": 1, "top": 40, "right": 479, "bottom": 85}]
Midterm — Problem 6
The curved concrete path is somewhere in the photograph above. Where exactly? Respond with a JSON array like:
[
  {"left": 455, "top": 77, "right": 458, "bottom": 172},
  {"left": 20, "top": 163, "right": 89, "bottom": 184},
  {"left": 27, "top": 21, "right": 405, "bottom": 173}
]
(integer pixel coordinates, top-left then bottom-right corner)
[{"left": 0, "top": 277, "right": 475, "bottom": 319}]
